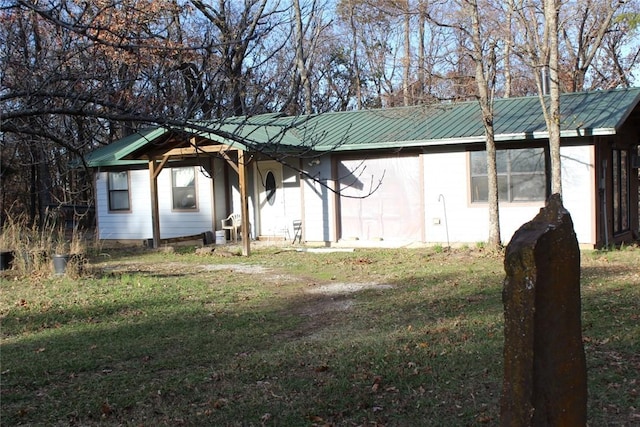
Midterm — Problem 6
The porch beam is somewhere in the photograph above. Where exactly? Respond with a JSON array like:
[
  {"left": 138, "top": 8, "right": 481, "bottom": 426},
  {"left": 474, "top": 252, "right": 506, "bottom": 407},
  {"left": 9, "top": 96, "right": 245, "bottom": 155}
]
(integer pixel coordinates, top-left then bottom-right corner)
[
  {"left": 162, "top": 144, "right": 236, "bottom": 157},
  {"left": 152, "top": 155, "right": 170, "bottom": 179},
  {"left": 220, "top": 150, "right": 240, "bottom": 174}
]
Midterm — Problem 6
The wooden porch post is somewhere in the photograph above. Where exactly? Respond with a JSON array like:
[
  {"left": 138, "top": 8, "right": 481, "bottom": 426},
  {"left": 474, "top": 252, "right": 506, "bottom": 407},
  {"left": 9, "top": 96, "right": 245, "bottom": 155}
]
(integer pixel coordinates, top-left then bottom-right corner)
[
  {"left": 148, "top": 157, "right": 169, "bottom": 249},
  {"left": 238, "top": 150, "right": 251, "bottom": 256}
]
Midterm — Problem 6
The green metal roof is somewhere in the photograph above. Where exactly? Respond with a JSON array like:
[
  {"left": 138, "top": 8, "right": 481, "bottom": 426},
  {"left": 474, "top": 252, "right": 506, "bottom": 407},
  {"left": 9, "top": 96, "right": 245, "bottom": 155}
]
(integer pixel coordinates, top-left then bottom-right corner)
[
  {"left": 301, "top": 87, "right": 640, "bottom": 151},
  {"left": 84, "top": 87, "right": 640, "bottom": 167},
  {"left": 83, "top": 127, "right": 168, "bottom": 167}
]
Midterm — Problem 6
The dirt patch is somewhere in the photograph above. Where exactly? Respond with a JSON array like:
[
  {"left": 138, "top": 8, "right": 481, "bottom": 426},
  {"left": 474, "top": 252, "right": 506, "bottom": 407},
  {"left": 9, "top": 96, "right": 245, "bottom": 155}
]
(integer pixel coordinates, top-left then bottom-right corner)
[
  {"left": 307, "top": 282, "right": 394, "bottom": 295},
  {"left": 100, "top": 259, "right": 392, "bottom": 330},
  {"left": 282, "top": 281, "right": 395, "bottom": 341},
  {"left": 297, "top": 296, "right": 355, "bottom": 317},
  {"left": 203, "top": 264, "right": 271, "bottom": 274}
]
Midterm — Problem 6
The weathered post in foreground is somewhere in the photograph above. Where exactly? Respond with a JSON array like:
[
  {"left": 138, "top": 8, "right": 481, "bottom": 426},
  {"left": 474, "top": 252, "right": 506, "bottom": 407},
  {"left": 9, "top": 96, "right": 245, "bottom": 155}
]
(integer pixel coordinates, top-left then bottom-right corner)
[{"left": 501, "top": 194, "right": 587, "bottom": 426}]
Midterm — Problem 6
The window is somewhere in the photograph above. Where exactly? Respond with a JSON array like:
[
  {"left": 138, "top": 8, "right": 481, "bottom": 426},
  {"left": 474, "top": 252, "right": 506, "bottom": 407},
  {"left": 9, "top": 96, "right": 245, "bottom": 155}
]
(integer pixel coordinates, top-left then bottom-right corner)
[
  {"left": 172, "top": 167, "right": 197, "bottom": 210},
  {"left": 265, "top": 170, "right": 276, "bottom": 206},
  {"left": 108, "top": 171, "right": 130, "bottom": 211},
  {"left": 612, "top": 149, "right": 630, "bottom": 234},
  {"left": 470, "top": 148, "right": 546, "bottom": 203}
]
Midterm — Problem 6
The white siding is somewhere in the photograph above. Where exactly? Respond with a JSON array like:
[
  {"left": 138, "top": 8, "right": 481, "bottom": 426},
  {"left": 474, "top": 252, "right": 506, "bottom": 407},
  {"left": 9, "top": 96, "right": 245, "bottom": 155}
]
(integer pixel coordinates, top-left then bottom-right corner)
[
  {"left": 421, "top": 151, "right": 537, "bottom": 245},
  {"left": 423, "top": 146, "right": 596, "bottom": 246},
  {"left": 211, "top": 158, "right": 229, "bottom": 231},
  {"left": 559, "top": 145, "right": 596, "bottom": 245},
  {"left": 95, "top": 145, "right": 597, "bottom": 246},
  {"left": 302, "top": 158, "right": 335, "bottom": 242},
  {"left": 156, "top": 167, "right": 215, "bottom": 238},
  {"left": 96, "top": 167, "right": 215, "bottom": 241},
  {"left": 281, "top": 165, "right": 303, "bottom": 239},
  {"left": 96, "top": 170, "right": 153, "bottom": 240}
]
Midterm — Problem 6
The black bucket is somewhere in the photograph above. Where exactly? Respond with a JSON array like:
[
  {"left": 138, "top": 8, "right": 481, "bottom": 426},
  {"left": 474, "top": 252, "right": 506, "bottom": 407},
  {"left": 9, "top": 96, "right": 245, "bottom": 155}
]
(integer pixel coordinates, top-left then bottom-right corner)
[{"left": 0, "top": 251, "right": 14, "bottom": 270}]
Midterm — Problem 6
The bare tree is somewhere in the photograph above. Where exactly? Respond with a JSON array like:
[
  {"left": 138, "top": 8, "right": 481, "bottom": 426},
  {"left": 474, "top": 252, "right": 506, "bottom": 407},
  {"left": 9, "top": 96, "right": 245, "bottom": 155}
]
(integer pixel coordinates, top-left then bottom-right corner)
[
  {"left": 590, "top": 7, "right": 640, "bottom": 88},
  {"left": 468, "top": 0, "right": 502, "bottom": 247},
  {"left": 545, "top": 0, "right": 563, "bottom": 195},
  {"left": 425, "top": 0, "right": 504, "bottom": 247},
  {"left": 560, "top": 0, "right": 629, "bottom": 92}
]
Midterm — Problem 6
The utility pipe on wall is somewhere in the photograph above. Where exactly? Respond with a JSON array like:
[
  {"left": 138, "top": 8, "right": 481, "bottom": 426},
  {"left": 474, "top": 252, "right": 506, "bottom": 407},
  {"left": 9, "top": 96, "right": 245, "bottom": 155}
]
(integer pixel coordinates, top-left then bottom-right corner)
[{"left": 438, "top": 194, "right": 450, "bottom": 249}]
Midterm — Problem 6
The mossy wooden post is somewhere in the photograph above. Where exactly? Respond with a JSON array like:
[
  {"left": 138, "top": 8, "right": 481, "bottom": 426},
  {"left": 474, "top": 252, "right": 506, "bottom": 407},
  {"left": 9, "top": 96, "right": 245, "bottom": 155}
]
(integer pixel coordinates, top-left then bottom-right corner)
[{"left": 501, "top": 194, "right": 587, "bottom": 426}]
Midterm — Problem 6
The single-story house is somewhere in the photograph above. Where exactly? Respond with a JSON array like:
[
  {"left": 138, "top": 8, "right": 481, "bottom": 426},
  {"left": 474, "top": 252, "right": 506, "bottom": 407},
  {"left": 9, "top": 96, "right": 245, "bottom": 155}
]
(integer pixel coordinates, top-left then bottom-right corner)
[{"left": 84, "top": 88, "right": 640, "bottom": 253}]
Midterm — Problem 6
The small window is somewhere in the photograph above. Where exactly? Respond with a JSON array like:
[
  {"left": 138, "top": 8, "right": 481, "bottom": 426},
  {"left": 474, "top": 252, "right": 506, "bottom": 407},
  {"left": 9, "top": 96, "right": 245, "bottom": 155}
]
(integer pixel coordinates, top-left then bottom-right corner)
[
  {"left": 108, "top": 171, "right": 130, "bottom": 211},
  {"left": 471, "top": 148, "right": 546, "bottom": 203},
  {"left": 172, "top": 167, "right": 197, "bottom": 210},
  {"left": 265, "top": 171, "right": 276, "bottom": 206}
]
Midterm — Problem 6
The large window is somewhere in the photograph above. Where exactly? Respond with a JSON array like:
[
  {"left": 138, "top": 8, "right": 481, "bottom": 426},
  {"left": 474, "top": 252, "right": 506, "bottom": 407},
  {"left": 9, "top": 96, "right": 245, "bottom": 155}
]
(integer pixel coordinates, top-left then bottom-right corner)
[
  {"left": 612, "top": 148, "right": 630, "bottom": 234},
  {"left": 108, "top": 171, "right": 130, "bottom": 211},
  {"left": 172, "top": 167, "right": 197, "bottom": 210},
  {"left": 470, "top": 148, "right": 546, "bottom": 203}
]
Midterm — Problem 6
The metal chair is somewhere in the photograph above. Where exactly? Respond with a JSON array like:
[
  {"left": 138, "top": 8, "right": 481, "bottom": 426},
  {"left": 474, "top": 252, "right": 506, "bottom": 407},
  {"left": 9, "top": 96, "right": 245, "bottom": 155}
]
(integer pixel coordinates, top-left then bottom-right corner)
[{"left": 292, "top": 220, "right": 302, "bottom": 244}]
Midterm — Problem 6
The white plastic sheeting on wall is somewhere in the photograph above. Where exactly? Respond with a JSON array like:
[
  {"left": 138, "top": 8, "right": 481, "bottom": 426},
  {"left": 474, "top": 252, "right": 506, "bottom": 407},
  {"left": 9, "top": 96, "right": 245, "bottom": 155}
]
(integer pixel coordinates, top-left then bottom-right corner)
[{"left": 338, "top": 155, "right": 422, "bottom": 242}]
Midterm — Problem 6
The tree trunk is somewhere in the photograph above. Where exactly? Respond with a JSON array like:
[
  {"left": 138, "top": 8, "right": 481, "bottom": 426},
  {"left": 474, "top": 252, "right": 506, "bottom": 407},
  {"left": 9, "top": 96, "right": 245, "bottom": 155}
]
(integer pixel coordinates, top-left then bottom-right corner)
[
  {"left": 546, "top": 0, "right": 562, "bottom": 195},
  {"left": 417, "top": 3, "right": 426, "bottom": 100},
  {"left": 402, "top": 0, "right": 411, "bottom": 106},
  {"left": 503, "top": 0, "right": 514, "bottom": 98},
  {"left": 469, "top": 0, "right": 501, "bottom": 247},
  {"left": 293, "top": 0, "right": 313, "bottom": 114}
]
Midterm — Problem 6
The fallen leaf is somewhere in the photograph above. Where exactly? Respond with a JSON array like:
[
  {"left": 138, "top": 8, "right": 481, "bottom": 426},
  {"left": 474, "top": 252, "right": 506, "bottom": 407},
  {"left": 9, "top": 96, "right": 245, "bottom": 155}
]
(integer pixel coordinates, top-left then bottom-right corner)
[
  {"left": 212, "top": 398, "right": 227, "bottom": 409},
  {"left": 371, "top": 376, "right": 382, "bottom": 392},
  {"left": 101, "top": 402, "right": 112, "bottom": 417},
  {"left": 477, "top": 414, "right": 493, "bottom": 423}
]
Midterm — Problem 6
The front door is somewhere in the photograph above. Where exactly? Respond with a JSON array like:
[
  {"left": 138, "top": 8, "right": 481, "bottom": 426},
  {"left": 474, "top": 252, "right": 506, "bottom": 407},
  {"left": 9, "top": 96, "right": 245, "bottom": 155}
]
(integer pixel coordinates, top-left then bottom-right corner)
[{"left": 256, "top": 161, "right": 286, "bottom": 237}]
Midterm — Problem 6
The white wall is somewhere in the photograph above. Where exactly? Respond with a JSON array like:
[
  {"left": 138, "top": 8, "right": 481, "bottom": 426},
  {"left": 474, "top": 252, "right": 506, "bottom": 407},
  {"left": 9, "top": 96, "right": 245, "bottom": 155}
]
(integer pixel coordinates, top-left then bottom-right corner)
[
  {"left": 422, "top": 145, "right": 596, "bottom": 246},
  {"left": 339, "top": 155, "right": 422, "bottom": 242},
  {"left": 96, "top": 170, "right": 153, "bottom": 240},
  {"left": 421, "top": 151, "right": 535, "bottom": 245},
  {"left": 156, "top": 167, "right": 215, "bottom": 238},
  {"left": 95, "top": 145, "right": 597, "bottom": 246},
  {"left": 96, "top": 167, "right": 216, "bottom": 241},
  {"left": 302, "top": 158, "right": 335, "bottom": 242},
  {"left": 559, "top": 145, "right": 596, "bottom": 245},
  {"left": 281, "top": 164, "right": 303, "bottom": 239}
]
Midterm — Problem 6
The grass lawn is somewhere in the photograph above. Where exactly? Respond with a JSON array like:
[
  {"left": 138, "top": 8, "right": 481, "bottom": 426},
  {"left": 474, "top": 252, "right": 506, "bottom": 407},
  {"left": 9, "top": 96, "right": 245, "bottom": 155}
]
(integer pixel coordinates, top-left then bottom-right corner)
[{"left": 1, "top": 245, "right": 639, "bottom": 426}]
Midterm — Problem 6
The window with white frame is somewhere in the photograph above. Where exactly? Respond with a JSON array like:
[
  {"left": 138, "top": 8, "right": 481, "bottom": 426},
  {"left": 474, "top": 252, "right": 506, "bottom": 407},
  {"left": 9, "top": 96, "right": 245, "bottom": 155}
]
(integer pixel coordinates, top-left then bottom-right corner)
[
  {"left": 172, "top": 167, "right": 197, "bottom": 210},
  {"left": 470, "top": 148, "right": 546, "bottom": 203},
  {"left": 108, "top": 171, "right": 130, "bottom": 211}
]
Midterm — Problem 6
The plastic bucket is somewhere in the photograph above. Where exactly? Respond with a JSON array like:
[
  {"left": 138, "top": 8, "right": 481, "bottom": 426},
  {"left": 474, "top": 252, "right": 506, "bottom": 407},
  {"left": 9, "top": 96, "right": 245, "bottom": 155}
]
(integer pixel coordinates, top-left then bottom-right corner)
[
  {"left": 215, "top": 230, "right": 226, "bottom": 245},
  {"left": 52, "top": 254, "right": 69, "bottom": 275}
]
